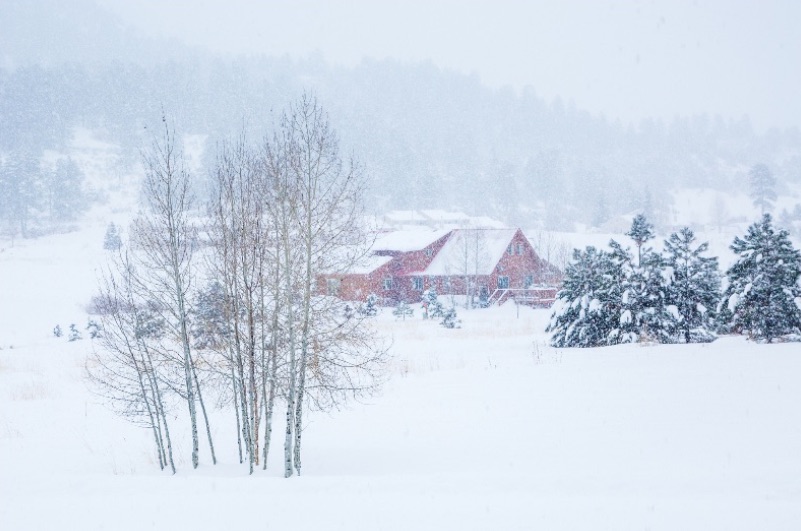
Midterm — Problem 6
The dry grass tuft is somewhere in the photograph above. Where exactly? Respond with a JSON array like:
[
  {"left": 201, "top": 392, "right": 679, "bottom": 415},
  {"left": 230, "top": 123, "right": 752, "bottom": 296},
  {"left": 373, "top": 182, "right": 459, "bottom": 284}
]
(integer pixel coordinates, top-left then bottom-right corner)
[
  {"left": 0, "top": 421, "right": 22, "bottom": 439},
  {"left": 10, "top": 381, "right": 52, "bottom": 401}
]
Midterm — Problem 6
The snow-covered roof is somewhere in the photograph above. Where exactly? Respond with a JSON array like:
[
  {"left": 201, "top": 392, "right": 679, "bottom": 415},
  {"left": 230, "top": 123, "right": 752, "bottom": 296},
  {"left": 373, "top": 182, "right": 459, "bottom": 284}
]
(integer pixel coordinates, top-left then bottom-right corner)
[
  {"left": 372, "top": 229, "right": 451, "bottom": 253},
  {"left": 469, "top": 216, "right": 507, "bottom": 229},
  {"left": 419, "top": 210, "right": 472, "bottom": 222},
  {"left": 424, "top": 228, "right": 518, "bottom": 276},
  {"left": 383, "top": 210, "right": 427, "bottom": 223},
  {"left": 347, "top": 254, "right": 394, "bottom": 275},
  {"left": 378, "top": 210, "right": 507, "bottom": 230}
]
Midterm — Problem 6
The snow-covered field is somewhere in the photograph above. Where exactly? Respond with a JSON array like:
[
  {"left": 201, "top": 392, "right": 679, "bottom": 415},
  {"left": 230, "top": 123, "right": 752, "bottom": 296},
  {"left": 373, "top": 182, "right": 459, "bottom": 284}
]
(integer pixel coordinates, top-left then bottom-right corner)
[{"left": 2, "top": 214, "right": 801, "bottom": 530}]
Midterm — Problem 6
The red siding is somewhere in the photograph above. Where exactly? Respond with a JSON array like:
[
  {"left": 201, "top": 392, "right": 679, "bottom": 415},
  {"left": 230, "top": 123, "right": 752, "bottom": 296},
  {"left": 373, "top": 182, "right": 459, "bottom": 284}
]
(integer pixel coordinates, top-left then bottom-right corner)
[{"left": 317, "top": 228, "right": 562, "bottom": 306}]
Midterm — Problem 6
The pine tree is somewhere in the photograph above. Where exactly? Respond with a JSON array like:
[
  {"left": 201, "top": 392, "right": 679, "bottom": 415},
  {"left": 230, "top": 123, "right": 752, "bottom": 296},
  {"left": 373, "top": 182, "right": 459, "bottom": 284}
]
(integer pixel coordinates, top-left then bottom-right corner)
[
  {"left": 392, "top": 300, "right": 414, "bottom": 320},
  {"left": 68, "top": 323, "right": 82, "bottom": 342},
  {"left": 722, "top": 214, "right": 801, "bottom": 342},
  {"left": 190, "top": 280, "right": 228, "bottom": 350},
  {"left": 0, "top": 160, "right": 8, "bottom": 233},
  {"left": 592, "top": 193, "right": 609, "bottom": 228},
  {"left": 748, "top": 163, "right": 777, "bottom": 215},
  {"left": 663, "top": 227, "right": 721, "bottom": 343},
  {"left": 358, "top": 293, "right": 379, "bottom": 317},
  {"left": 440, "top": 306, "right": 461, "bottom": 329},
  {"left": 610, "top": 226, "right": 677, "bottom": 345},
  {"left": 607, "top": 240, "right": 639, "bottom": 343},
  {"left": 103, "top": 222, "right": 122, "bottom": 251},
  {"left": 48, "top": 157, "right": 86, "bottom": 222},
  {"left": 618, "top": 214, "right": 679, "bottom": 343},
  {"left": 86, "top": 319, "right": 102, "bottom": 339},
  {"left": 625, "top": 213, "right": 655, "bottom": 266},
  {"left": 0, "top": 150, "right": 40, "bottom": 241},
  {"left": 547, "top": 246, "right": 624, "bottom": 347},
  {"left": 423, "top": 288, "right": 444, "bottom": 319},
  {"left": 623, "top": 243, "right": 674, "bottom": 343}
]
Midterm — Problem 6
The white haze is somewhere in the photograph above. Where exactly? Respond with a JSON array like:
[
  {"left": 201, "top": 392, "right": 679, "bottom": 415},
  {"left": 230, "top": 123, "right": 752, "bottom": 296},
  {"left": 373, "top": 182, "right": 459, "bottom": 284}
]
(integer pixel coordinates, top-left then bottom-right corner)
[
  {"left": 96, "top": 0, "right": 801, "bottom": 131},
  {"left": 3, "top": 4, "right": 801, "bottom": 529},
  {"left": 2, "top": 0, "right": 800, "bottom": 233}
]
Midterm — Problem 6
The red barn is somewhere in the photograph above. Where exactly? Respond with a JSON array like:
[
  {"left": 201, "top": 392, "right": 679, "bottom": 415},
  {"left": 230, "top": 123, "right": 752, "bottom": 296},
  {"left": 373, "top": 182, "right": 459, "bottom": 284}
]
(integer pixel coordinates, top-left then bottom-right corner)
[{"left": 317, "top": 228, "right": 559, "bottom": 307}]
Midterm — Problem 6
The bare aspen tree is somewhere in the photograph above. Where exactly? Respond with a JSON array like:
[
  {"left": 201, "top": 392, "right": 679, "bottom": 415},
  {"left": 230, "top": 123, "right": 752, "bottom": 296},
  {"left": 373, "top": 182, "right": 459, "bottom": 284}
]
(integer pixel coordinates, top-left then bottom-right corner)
[
  {"left": 207, "top": 134, "right": 276, "bottom": 473},
  {"left": 533, "top": 230, "right": 569, "bottom": 284},
  {"left": 260, "top": 136, "right": 293, "bottom": 472},
  {"left": 457, "top": 230, "right": 489, "bottom": 309},
  {"left": 88, "top": 251, "right": 176, "bottom": 474},
  {"left": 261, "top": 118, "right": 303, "bottom": 478},
  {"left": 95, "top": 101, "right": 384, "bottom": 476},
  {"left": 132, "top": 118, "right": 215, "bottom": 469},
  {"left": 205, "top": 128, "right": 291, "bottom": 474},
  {"left": 281, "top": 93, "right": 380, "bottom": 476}
]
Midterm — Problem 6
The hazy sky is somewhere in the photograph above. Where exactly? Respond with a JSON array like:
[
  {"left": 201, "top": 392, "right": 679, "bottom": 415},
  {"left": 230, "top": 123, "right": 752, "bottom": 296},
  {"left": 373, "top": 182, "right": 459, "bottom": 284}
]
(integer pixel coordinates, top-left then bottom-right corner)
[{"left": 97, "top": 0, "right": 801, "bottom": 130}]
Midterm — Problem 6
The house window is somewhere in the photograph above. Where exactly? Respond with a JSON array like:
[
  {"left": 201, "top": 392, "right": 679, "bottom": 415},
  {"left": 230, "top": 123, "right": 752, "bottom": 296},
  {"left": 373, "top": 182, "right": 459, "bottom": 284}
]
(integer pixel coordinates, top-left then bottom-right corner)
[
  {"left": 507, "top": 244, "right": 513, "bottom": 256},
  {"left": 383, "top": 277, "right": 393, "bottom": 291},
  {"left": 517, "top": 243, "right": 524, "bottom": 255},
  {"left": 326, "top": 278, "right": 341, "bottom": 296},
  {"left": 497, "top": 276, "right": 510, "bottom": 289},
  {"left": 425, "top": 247, "right": 433, "bottom": 257},
  {"left": 412, "top": 277, "right": 424, "bottom": 290},
  {"left": 524, "top": 275, "right": 534, "bottom": 288}
]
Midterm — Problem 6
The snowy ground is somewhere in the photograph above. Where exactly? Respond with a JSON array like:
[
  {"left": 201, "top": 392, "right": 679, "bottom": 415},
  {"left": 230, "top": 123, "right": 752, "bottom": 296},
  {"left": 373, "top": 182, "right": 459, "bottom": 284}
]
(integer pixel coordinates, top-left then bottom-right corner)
[{"left": 2, "top": 216, "right": 801, "bottom": 530}]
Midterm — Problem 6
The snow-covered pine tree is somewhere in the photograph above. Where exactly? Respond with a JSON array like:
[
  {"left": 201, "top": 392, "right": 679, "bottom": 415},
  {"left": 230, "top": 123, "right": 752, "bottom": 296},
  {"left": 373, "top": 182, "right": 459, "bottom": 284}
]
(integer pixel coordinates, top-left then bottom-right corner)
[
  {"left": 440, "top": 306, "right": 461, "bottom": 329},
  {"left": 190, "top": 280, "right": 229, "bottom": 350},
  {"left": 663, "top": 227, "right": 721, "bottom": 343},
  {"left": 358, "top": 293, "right": 379, "bottom": 317},
  {"left": 48, "top": 157, "right": 86, "bottom": 222},
  {"left": 104, "top": 222, "right": 122, "bottom": 251},
  {"left": 722, "top": 214, "right": 801, "bottom": 342},
  {"left": 0, "top": 150, "right": 40, "bottom": 242},
  {"left": 68, "top": 323, "right": 81, "bottom": 341},
  {"left": 392, "top": 300, "right": 414, "bottom": 320},
  {"left": 608, "top": 240, "right": 642, "bottom": 344},
  {"left": 626, "top": 246, "right": 674, "bottom": 343},
  {"left": 619, "top": 215, "right": 674, "bottom": 343},
  {"left": 625, "top": 213, "right": 655, "bottom": 266},
  {"left": 86, "top": 319, "right": 102, "bottom": 339},
  {"left": 547, "top": 246, "right": 624, "bottom": 347},
  {"left": 748, "top": 163, "right": 777, "bottom": 215},
  {"left": 423, "top": 288, "right": 444, "bottom": 319}
]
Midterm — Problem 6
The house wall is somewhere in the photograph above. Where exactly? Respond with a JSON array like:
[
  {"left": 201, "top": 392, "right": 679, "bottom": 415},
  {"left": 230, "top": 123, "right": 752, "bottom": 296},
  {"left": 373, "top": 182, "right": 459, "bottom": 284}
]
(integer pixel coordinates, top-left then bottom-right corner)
[
  {"left": 316, "top": 229, "right": 561, "bottom": 306},
  {"left": 384, "top": 232, "right": 453, "bottom": 304},
  {"left": 317, "top": 261, "right": 395, "bottom": 302},
  {"left": 397, "top": 230, "right": 552, "bottom": 303},
  {"left": 489, "top": 229, "right": 548, "bottom": 290}
]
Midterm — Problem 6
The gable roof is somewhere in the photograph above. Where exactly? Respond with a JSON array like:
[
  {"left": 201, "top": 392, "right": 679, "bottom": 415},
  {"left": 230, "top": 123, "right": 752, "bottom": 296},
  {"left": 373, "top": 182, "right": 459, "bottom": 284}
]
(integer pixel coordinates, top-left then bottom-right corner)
[{"left": 423, "top": 228, "right": 519, "bottom": 276}]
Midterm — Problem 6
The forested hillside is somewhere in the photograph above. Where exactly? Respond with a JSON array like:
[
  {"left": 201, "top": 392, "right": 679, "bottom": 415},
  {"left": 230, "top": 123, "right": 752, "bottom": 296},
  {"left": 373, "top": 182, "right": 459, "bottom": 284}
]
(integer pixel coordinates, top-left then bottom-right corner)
[{"left": 2, "top": 0, "right": 800, "bottom": 234}]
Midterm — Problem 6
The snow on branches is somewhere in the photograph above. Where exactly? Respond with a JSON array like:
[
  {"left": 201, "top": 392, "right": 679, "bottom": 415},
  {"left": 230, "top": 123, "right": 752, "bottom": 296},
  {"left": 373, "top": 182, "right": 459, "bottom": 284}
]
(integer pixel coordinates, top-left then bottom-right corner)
[
  {"left": 548, "top": 216, "right": 722, "bottom": 347},
  {"left": 721, "top": 214, "right": 801, "bottom": 342}
]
